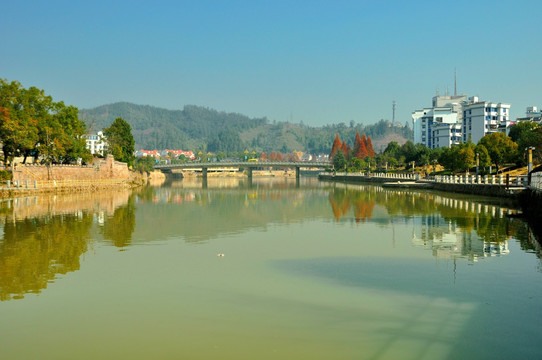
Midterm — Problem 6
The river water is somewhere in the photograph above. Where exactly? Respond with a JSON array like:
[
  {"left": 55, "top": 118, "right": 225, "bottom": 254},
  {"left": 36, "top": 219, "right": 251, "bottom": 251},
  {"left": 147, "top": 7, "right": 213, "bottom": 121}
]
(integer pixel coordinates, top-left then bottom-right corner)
[{"left": 1, "top": 177, "right": 541, "bottom": 359}]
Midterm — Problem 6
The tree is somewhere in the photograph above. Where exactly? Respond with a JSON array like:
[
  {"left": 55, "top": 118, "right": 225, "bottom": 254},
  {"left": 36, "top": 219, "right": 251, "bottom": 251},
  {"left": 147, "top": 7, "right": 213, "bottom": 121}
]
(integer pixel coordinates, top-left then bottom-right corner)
[
  {"left": 330, "top": 134, "right": 342, "bottom": 158},
  {"left": 478, "top": 132, "right": 518, "bottom": 173},
  {"left": 475, "top": 144, "right": 491, "bottom": 173},
  {"left": 439, "top": 146, "right": 460, "bottom": 172},
  {"left": 366, "top": 135, "right": 375, "bottom": 157},
  {"left": 104, "top": 117, "right": 135, "bottom": 166},
  {"left": 333, "top": 150, "right": 347, "bottom": 170},
  {"left": 508, "top": 121, "right": 542, "bottom": 164},
  {"left": 401, "top": 141, "right": 417, "bottom": 164},
  {"left": 457, "top": 142, "right": 475, "bottom": 172},
  {"left": 354, "top": 132, "right": 368, "bottom": 159},
  {"left": 384, "top": 141, "right": 401, "bottom": 159},
  {"left": 0, "top": 79, "right": 90, "bottom": 164}
]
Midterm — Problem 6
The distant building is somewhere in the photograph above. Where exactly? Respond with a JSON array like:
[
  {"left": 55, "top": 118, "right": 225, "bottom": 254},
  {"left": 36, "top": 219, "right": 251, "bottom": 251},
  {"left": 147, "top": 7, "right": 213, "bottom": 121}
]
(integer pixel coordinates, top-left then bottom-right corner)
[
  {"left": 84, "top": 131, "right": 107, "bottom": 155},
  {"left": 135, "top": 149, "right": 161, "bottom": 158},
  {"left": 160, "top": 149, "right": 195, "bottom": 160},
  {"left": 514, "top": 106, "right": 542, "bottom": 126}
]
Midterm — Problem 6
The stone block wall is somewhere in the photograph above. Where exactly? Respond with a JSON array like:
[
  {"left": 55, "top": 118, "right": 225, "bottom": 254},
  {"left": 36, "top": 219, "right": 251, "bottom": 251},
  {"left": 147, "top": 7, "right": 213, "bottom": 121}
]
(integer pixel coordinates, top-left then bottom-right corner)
[{"left": 11, "top": 155, "right": 130, "bottom": 182}]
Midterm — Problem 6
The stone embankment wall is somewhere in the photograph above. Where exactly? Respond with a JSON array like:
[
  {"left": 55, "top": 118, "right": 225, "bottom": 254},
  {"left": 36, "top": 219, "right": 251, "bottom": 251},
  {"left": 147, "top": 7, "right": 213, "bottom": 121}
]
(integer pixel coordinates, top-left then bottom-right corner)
[{"left": 11, "top": 155, "right": 130, "bottom": 182}]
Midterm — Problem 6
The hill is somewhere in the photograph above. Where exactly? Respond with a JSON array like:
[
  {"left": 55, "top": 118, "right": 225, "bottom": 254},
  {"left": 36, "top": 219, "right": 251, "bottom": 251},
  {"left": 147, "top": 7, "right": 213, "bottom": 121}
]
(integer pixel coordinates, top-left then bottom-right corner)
[{"left": 80, "top": 102, "right": 412, "bottom": 153}]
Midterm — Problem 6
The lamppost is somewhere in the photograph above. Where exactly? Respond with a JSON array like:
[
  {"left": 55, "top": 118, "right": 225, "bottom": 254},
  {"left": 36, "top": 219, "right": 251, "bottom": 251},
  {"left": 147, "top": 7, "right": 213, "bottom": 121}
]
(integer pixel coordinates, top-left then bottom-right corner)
[
  {"left": 476, "top": 152, "right": 479, "bottom": 177},
  {"left": 527, "top": 146, "right": 535, "bottom": 174}
]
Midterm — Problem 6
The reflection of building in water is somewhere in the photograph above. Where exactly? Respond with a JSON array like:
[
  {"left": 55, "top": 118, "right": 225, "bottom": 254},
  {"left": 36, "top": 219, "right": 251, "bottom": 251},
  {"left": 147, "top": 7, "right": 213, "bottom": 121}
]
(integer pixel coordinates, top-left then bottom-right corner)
[
  {"left": 484, "top": 241, "right": 509, "bottom": 256},
  {"left": 411, "top": 197, "right": 512, "bottom": 261}
]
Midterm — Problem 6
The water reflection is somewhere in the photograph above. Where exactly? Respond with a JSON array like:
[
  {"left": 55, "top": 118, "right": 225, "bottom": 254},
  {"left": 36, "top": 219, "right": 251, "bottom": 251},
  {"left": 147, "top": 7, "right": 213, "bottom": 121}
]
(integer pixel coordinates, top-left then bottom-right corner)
[
  {"left": 327, "top": 183, "right": 541, "bottom": 263},
  {"left": 1, "top": 180, "right": 541, "bottom": 301},
  {"left": 0, "top": 212, "right": 93, "bottom": 301},
  {"left": 100, "top": 194, "right": 136, "bottom": 248},
  {"left": 0, "top": 191, "right": 133, "bottom": 301}
]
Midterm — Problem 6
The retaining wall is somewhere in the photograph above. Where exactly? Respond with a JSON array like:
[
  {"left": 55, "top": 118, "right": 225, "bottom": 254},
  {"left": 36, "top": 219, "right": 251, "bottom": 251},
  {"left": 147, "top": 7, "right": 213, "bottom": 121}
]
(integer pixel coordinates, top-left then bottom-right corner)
[{"left": 11, "top": 155, "right": 130, "bottom": 182}]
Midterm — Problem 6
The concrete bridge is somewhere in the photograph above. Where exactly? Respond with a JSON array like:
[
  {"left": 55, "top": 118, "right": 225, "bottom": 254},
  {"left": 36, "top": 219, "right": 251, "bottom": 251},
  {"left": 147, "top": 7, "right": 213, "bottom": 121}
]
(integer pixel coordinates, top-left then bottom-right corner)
[{"left": 155, "top": 161, "right": 331, "bottom": 179}]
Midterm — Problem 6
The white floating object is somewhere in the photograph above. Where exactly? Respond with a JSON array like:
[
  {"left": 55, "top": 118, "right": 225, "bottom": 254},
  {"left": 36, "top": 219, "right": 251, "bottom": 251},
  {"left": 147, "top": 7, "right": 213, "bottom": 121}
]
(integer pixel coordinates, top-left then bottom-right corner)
[{"left": 217, "top": 253, "right": 225, "bottom": 257}]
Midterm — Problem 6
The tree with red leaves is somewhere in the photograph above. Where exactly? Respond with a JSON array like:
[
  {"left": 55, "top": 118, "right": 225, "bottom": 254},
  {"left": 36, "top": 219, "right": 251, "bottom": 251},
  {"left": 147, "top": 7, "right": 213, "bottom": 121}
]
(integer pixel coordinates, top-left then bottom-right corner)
[
  {"left": 357, "top": 133, "right": 369, "bottom": 159},
  {"left": 341, "top": 141, "right": 349, "bottom": 160},
  {"left": 366, "top": 135, "right": 375, "bottom": 157},
  {"left": 330, "top": 133, "right": 342, "bottom": 158}
]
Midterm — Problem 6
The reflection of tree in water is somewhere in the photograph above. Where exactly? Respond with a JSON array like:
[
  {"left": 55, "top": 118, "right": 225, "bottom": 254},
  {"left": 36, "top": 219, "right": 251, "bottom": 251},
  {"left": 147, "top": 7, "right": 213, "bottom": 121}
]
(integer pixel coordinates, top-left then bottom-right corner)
[
  {"left": 0, "top": 213, "right": 93, "bottom": 301},
  {"left": 328, "top": 186, "right": 536, "bottom": 252},
  {"left": 101, "top": 194, "right": 136, "bottom": 248},
  {"left": 328, "top": 187, "right": 375, "bottom": 223}
]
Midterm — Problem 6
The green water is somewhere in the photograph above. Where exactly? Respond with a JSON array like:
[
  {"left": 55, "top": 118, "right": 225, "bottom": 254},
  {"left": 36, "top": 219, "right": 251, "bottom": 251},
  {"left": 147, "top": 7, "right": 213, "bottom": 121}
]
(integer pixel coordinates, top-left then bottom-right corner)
[{"left": 1, "top": 178, "right": 541, "bottom": 359}]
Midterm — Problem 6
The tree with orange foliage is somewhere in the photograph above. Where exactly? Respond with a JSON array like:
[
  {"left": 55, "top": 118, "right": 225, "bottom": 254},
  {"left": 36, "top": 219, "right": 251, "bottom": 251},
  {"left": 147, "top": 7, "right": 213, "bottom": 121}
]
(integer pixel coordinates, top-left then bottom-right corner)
[
  {"left": 341, "top": 141, "right": 349, "bottom": 160},
  {"left": 354, "top": 131, "right": 362, "bottom": 153},
  {"left": 330, "top": 133, "right": 342, "bottom": 158},
  {"left": 357, "top": 133, "right": 369, "bottom": 159},
  {"left": 366, "top": 135, "right": 375, "bottom": 157}
]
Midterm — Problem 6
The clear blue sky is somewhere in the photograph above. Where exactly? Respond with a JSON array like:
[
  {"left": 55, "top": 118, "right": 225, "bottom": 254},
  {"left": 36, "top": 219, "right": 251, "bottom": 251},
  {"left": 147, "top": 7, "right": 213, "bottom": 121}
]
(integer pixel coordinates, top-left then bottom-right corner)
[{"left": 2, "top": 0, "right": 541, "bottom": 126}]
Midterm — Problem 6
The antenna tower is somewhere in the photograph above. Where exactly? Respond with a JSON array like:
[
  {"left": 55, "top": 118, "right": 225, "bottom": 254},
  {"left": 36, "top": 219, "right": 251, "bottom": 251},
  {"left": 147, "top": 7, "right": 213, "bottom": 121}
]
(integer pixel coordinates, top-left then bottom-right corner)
[
  {"left": 392, "top": 100, "right": 396, "bottom": 123},
  {"left": 454, "top": 68, "right": 457, "bottom": 96}
]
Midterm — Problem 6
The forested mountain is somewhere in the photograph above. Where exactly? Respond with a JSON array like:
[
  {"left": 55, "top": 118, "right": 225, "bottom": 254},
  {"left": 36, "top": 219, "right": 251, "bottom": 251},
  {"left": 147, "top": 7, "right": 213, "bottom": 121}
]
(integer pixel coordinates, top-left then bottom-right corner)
[{"left": 80, "top": 102, "right": 412, "bottom": 154}]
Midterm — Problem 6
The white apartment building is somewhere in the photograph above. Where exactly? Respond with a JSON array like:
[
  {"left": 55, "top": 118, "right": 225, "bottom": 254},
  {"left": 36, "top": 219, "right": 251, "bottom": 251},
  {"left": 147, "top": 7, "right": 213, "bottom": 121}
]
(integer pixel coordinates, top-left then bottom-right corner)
[
  {"left": 413, "top": 94, "right": 511, "bottom": 148},
  {"left": 462, "top": 100, "right": 511, "bottom": 143},
  {"left": 84, "top": 131, "right": 107, "bottom": 155},
  {"left": 432, "top": 122, "right": 462, "bottom": 148},
  {"left": 412, "top": 95, "right": 466, "bottom": 149}
]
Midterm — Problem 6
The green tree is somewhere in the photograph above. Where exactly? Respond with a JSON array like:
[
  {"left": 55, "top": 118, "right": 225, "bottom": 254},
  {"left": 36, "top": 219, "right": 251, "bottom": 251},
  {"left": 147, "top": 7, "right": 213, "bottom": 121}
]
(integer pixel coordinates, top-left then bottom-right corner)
[
  {"left": 478, "top": 132, "right": 518, "bottom": 173},
  {"left": 0, "top": 79, "right": 90, "bottom": 165},
  {"left": 333, "top": 150, "right": 347, "bottom": 171},
  {"left": 135, "top": 156, "right": 155, "bottom": 173},
  {"left": 508, "top": 121, "right": 542, "bottom": 164},
  {"left": 439, "top": 146, "right": 460, "bottom": 172},
  {"left": 104, "top": 117, "right": 135, "bottom": 166},
  {"left": 457, "top": 142, "right": 475, "bottom": 172},
  {"left": 474, "top": 144, "right": 491, "bottom": 173}
]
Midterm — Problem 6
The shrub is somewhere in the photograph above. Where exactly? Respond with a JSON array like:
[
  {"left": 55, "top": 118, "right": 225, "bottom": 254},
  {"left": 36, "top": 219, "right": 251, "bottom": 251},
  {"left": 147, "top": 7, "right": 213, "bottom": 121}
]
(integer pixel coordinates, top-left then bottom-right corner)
[{"left": 0, "top": 170, "right": 12, "bottom": 181}]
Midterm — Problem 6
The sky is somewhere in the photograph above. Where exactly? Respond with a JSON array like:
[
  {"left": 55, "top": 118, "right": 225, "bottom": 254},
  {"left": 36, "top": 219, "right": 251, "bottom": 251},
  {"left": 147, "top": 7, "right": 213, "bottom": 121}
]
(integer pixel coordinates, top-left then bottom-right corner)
[{"left": 2, "top": 0, "right": 541, "bottom": 127}]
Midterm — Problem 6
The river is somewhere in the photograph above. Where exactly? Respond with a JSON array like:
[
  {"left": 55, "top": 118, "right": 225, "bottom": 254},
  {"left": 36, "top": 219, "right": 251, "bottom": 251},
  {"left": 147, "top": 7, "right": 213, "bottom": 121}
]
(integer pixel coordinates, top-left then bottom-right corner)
[{"left": 1, "top": 177, "right": 541, "bottom": 359}]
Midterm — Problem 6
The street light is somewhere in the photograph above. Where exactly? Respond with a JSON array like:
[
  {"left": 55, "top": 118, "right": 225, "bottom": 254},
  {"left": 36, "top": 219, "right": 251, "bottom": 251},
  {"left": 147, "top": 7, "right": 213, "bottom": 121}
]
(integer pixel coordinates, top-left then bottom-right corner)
[
  {"left": 527, "top": 146, "right": 535, "bottom": 174},
  {"left": 476, "top": 152, "right": 479, "bottom": 177}
]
